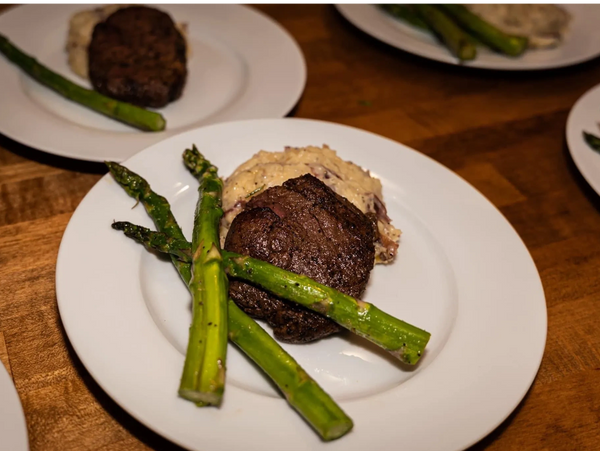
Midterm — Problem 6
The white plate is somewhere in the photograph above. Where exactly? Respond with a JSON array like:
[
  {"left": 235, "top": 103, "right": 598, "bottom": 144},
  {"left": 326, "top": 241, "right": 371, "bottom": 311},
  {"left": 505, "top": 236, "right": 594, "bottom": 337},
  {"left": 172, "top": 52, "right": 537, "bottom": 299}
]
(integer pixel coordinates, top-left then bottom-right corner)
[
  {"left": 0, "top": 5, "right": 305, "bottom": 162},
  {"left": 336, "top": 4, "right": 600, "bottom": 71},
  {"left": 56, "top": 118, "right": 546, "bottom": 451},
  {"left": 566, "top": 83, "right": 600, "bottom": 195},
  {"left": 0, "top": 364, "right": 29, "bottom": 451}
]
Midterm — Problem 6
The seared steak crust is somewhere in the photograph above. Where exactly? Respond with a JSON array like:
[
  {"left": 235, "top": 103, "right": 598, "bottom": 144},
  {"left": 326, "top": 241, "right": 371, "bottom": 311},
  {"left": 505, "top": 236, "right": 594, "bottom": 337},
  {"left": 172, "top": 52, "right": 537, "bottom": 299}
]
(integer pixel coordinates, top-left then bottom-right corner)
[
  {"left": 225, "top": 174, "right": 376, "bottom": 343},
  {"left": 88, "top": 6, "right": 187, "bottom": 108}
]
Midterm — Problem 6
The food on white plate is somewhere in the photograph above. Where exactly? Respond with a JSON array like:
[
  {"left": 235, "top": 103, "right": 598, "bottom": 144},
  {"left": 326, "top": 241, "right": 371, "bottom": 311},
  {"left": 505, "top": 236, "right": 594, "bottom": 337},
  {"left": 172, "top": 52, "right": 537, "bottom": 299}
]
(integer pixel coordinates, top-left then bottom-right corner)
[
  {"left": 221, "top": 145, "right": 401, "bottom": 265},
  {"left": 465, "top": 4, "right": 572, "bottom": 49},
  {"left": 106, "top": 147, "right": 431, "bottom": 440},
  {"left": 583, "top": 131, "right": 600, "bottom": 152},
  {"left": 225, "top": 173, "right": 377, "bottom": 343},
  {"left": 0, "top": 34, "right": 166, "bottom": 131},
  {"left": 66, "top": 4, "right": 122, "bottom": 79},
  {"left": 381, "top": 4, "right": 571, "bottom": 62},
  {"left": 66, "top": 4, "right": 189, "bottom": 79},
  {"left": 88, "top": 6, "right": 187, "bottom": 108}
]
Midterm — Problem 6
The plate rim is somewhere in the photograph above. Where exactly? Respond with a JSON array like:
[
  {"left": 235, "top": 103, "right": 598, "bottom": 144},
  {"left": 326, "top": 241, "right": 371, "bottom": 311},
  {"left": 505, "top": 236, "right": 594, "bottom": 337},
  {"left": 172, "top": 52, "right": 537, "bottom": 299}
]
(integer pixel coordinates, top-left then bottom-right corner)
[
  {"left": 55, "top": 117, "right": 547, "bottom": 451},
  {"left": 566, "top": 83, "right": 600, "bottom": 195},
  {"left": 0, "top": 4, "right": 306, "bottom": 162},
  {"left": 0, "top": 363, "right": 29, "bottom": 451},
  {"left": 335, "top": 4, "right": 600, "bottom": 71}
]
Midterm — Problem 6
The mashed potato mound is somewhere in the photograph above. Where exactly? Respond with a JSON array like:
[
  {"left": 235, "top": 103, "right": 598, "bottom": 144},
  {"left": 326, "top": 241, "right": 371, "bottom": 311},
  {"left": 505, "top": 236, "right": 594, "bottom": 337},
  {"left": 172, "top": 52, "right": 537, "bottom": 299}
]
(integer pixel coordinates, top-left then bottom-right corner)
[{"left": 221, "top": 145, "right": 401, "bottom": 264}]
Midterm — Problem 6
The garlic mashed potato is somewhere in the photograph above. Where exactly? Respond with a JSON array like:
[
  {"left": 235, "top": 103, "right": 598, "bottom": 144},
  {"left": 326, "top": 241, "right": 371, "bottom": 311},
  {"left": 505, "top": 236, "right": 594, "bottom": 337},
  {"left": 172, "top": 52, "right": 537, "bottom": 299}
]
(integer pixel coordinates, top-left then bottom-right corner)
[{"left": 221, "top": 145, "right": 401, "bottom": 264}]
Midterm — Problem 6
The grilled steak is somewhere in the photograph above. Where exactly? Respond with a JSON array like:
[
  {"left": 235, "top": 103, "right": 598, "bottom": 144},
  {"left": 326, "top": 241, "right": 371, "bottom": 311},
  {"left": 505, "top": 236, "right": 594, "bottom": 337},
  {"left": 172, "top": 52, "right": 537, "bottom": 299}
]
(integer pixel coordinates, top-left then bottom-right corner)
[
  {"left": 224, "top": 174, "right": 377, "bottom": 343},
  {"left": 88, "top": 6, "right": 187, "bottom": 108}
]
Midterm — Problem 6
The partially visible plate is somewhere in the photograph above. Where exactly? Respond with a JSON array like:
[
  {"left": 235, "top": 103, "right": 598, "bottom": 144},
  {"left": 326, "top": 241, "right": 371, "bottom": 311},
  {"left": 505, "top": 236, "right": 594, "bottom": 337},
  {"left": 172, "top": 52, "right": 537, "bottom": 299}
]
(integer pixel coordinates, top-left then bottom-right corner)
[
  {"left": 336, "top": 4, "right": 600, "bottom": 71},
  {"left": 0, "top": 5, "right": 305, "bottom": 162},
  {"left": 56, "top": 118, "right": 546, "bottom": 451},
  {"left": 566, "top": 83, "right": 600, "bottom": 195},
  {"left": 0, "top": 364, "right": 29, "bottom": 451}
]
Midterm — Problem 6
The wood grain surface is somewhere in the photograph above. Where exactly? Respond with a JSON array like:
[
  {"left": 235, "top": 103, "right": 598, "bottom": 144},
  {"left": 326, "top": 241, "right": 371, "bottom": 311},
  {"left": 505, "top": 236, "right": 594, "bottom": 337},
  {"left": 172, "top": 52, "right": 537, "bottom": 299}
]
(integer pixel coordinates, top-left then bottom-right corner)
[{"left": 1, "top": 4, "right": 600, "bottom": 451}]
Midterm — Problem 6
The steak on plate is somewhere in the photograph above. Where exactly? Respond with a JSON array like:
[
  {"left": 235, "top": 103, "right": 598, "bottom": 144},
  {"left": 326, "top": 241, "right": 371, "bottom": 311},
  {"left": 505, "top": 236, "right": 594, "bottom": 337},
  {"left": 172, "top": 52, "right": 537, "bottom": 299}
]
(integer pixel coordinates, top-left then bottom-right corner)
[
  {"left": 224, "top": 174, "right": 377, "bottom": 343},
  {"left": 88, "top": 6, "right": 187, "bottom": 108}
]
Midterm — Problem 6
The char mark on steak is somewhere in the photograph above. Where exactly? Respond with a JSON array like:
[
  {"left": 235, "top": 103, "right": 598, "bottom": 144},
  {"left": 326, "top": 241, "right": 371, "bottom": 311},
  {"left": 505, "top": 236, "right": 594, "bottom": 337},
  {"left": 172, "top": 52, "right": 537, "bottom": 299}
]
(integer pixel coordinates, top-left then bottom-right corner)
[
  {"left": 224, "top": 174, "right": 377, "bottom": 343},
  {"left": 88, "top": 6, "right": 187, "bottom": 108}
]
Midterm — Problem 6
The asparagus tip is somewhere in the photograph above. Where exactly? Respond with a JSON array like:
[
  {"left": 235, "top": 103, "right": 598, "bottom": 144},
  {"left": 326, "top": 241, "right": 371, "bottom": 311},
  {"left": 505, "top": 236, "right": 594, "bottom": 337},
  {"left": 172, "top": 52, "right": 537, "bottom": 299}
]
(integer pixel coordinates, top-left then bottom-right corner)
[
  {"left": 105, "top": 161, "right": 124, "bottom": 177},
  {"left": 111, "top": 221, "right": 126, "bottom": 231}
]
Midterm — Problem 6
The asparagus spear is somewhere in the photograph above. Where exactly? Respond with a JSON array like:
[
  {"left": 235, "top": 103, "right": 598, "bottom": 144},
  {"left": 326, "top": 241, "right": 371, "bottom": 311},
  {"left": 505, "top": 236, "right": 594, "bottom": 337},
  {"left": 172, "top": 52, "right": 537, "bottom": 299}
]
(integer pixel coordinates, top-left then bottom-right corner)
[
  {"left": 583, "top": 131, "right": 600, "bottom": 152},
  {"left": 106, "top": 160, "right": 208, "bottom": 403},
  {"left": 228, "top": 301, "right": 352, "bottom": 441},
  {"left": 439, "top": 5, "right": 528, "bottom": 57},
  {"left": 225, "top": 251, "right": 430, "bottom": 365},
  {"left": 112, "top": 221, "right": 191, "bottom": 258},
  {"left": 181, "top": 150, "right": 229, "bottom": 405},
  {"left": 380, "top": 4, "right": 429, "bottom": 30},
  {"left": 183, "top": 144, "right": 214, "bottom": 178},
  {"left": 381, "top": 4, "right": 480, "bottom": 45},
  {"left": 107, "top": 163, "right": 353, "bottom": 440},
  {"left": 112, "top": 222, "right": 353, "bottom": 440},
  {"left": 111, "top": 222, "right": 431, "bottom": 365},
  {"left": 105, "top": 162, "right": 190, "bottom": 282},
  {"left": 112, "top": 221, "right": 191, "bottom": 262},
  {"left": 0, "top": 33, "right": 166, "bottom": 132},
  {"left": 413, "top": 5, "right": 476, "bottom": 61}
]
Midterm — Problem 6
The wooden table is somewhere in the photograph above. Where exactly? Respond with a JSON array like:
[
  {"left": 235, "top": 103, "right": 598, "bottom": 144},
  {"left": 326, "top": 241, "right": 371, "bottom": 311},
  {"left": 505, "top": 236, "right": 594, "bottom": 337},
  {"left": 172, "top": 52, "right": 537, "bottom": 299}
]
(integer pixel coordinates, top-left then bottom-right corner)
[{"left": 1, "top": 4, "right": 599, "bottom": 450}]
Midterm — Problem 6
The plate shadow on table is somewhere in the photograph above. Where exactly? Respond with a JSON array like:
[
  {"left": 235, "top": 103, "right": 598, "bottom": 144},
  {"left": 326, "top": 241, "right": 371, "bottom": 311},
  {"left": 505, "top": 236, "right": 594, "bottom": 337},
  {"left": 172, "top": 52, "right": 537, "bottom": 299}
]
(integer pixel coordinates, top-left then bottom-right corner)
[
  {"left": 329, "top": 5, "right": 600, "bottom": 81},
  {"left": 56, "top": 314, "right": 187, "bottom": 451},
  {"left": 0, "top": 95, "right": 301, "bottom": 175},
  {"left": 285, "top": 98, "right": 301, "bottom": 120},
  {"left": 0, "top": 133, "right": 107, "bottom": 175}
]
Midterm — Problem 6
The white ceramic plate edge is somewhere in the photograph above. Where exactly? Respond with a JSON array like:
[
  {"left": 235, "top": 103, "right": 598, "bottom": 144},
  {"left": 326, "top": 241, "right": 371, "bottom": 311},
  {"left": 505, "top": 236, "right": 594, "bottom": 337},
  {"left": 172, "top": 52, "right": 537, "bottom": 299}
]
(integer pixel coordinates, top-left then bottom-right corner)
[
  {"left": 566, "top": 83, "right": 600, "bottom": 196},
  {"left": 0, "top": 364, "right": 29, "bottom": 451}
]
